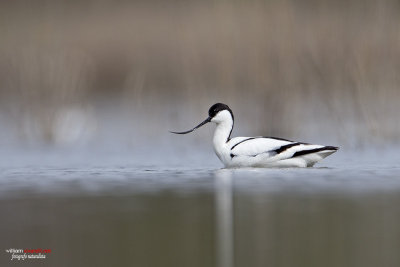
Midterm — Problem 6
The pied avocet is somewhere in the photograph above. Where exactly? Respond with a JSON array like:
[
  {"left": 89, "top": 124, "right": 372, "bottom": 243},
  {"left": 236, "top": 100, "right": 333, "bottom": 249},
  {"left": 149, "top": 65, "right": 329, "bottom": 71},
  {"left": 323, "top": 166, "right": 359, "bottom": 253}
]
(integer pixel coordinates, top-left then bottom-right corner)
[{"left": 171, "top": 103, "right": 338, "bottom": 168}]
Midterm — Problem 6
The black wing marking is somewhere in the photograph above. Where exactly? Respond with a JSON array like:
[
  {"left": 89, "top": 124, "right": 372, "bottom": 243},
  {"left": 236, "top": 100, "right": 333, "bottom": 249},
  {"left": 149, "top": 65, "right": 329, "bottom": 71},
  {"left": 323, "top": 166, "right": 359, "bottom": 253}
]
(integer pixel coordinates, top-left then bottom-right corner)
[
  {"left": 230, "top": 137, "right": 256, "bottom": 150},
  {"left": 264, "top": 136, "right": 311, "bottom": 145},
  {"left": 263, "top": 136, "right": 294, "bottom": 142},
  {"left": 230, "top": 136, "right": 299, "bottom": 151},
  {"left": 246, "top": 142, "right": 301, "bottom": 158},
  {"left": 272, "top": 142, "right": 302, "bottom": 154},
  {"left": 230, "top": 137, "right": 301, "bottom": 158},
  {"left": 291, "top": 146, "right": 339, "bottom": 158},
  {"left": 230, "top": 141, "right": 309, "bottom": 159}
]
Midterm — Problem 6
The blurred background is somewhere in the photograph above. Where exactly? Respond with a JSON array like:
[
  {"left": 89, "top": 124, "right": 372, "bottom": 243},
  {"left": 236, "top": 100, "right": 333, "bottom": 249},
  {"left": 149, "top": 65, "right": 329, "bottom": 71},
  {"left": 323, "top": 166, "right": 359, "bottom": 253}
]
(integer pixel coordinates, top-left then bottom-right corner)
[
  {"left": 1, "top": 0, "right": 399, "bottom": 152},
  {"left": 1, "top": 1, "right": 400, "bottom": 267}
]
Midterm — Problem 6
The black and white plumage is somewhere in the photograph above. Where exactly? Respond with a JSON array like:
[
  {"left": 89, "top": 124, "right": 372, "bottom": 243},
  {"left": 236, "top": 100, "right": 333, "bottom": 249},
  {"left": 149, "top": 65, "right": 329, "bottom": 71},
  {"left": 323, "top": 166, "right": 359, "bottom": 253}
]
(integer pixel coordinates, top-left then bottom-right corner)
[{"left": 171, "top": 103, "right": 338, "bottom": 168}]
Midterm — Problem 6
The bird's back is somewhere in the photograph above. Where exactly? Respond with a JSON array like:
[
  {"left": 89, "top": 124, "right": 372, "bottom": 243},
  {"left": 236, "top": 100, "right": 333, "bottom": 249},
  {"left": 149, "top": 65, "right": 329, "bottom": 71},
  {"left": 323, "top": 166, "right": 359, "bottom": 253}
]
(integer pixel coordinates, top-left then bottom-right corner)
[{"left": 222, "top": 136, "right": 338, "bottom": 168}]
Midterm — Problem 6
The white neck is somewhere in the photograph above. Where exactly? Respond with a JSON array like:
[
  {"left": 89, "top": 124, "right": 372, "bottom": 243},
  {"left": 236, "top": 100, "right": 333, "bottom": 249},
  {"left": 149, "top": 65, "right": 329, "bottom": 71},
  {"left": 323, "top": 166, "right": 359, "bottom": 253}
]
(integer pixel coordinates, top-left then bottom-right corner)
[{"left": 213, "top": 120, "right": 233, "bottom": 157}]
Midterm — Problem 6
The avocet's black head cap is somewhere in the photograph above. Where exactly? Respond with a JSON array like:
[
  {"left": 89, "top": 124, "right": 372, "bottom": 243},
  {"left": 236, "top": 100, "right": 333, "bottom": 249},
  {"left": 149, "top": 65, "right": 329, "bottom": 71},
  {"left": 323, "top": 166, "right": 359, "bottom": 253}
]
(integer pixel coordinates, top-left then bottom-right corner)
[
  {"left": 170, "top": 103, "right": 233, "bottom": 135},
  {"left": 208, "top": 103, "right": 233, "bottom": 118}
]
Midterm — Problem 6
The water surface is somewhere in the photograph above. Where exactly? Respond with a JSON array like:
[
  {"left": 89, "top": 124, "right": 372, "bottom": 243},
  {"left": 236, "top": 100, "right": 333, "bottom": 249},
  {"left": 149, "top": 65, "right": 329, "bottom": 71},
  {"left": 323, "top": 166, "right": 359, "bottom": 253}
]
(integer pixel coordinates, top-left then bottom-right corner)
[{"left": 1, "top": 149, "right": 400, "bottom": 267}]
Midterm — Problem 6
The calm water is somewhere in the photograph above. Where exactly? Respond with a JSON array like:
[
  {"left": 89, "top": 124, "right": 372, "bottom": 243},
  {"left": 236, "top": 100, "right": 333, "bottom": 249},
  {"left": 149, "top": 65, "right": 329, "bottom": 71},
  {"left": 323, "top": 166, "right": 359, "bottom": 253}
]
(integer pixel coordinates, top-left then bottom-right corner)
[{"left": 1, "top": 148, "right": 400, "bottom": 267}]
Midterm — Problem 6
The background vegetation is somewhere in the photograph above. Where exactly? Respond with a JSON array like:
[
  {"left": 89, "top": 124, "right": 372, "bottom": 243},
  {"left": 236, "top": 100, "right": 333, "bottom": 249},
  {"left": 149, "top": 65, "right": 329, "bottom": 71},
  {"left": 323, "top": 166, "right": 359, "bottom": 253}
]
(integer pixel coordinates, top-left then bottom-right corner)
[{"left": 1, "top": 0, "right": 399, "bottom": 149}]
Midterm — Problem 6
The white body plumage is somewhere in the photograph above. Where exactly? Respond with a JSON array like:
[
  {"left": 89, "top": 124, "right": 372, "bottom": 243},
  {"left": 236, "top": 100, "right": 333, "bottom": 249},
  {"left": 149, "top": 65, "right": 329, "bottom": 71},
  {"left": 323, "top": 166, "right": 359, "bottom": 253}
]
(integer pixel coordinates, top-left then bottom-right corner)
[{"left": 172, "top": 103, "right": 338, "bottom": 168}]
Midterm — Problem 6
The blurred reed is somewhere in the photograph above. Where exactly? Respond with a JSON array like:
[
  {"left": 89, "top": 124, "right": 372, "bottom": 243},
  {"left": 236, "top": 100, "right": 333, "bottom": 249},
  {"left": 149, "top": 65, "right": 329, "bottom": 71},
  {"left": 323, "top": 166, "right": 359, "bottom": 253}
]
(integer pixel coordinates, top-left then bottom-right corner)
[{"left": 0, "top": 0, "right": 399, "bottom": 147}]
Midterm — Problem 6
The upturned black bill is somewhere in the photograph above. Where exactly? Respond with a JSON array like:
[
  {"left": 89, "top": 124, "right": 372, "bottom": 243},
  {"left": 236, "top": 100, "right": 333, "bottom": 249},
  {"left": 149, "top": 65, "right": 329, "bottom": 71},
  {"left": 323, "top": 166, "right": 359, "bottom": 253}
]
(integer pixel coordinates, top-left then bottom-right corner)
[{"left": 170, "top": 117, "right": 212, "bottom": 134}]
